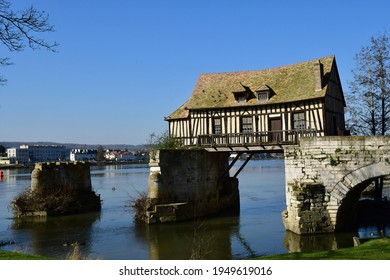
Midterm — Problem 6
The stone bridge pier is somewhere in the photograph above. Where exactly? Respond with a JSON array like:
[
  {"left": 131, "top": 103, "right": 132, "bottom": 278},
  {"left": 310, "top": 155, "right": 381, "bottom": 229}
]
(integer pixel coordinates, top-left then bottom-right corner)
[
  {"left": 283, "top": 136, "right": 390, "bottom": 234},
  {"left": 146, "top": 149, "right": 239, "bottom": 223}
]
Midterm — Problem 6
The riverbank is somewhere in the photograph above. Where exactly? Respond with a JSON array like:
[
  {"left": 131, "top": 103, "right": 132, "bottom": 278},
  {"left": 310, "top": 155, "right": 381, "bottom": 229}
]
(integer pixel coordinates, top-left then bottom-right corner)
[
  {"left": 256, "top": 238, "right": 390, "bottom": 260},
  {"left": 0, "top": 164, "right": 32, "bottom": 170},
  {"left": 2, "top": 238, "right": 390, "bottom": 260},
  {"left": 0, "top": 250, "right": 51, "bottom": 260}
]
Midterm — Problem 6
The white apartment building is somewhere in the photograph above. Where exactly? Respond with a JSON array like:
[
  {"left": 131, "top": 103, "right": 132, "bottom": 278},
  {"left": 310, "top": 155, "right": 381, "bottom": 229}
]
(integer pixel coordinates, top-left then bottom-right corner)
[
  {"left": 6, "top": 146, "right": 29, "bottom": 164},
  {"left": 6, "top": 145, "right": 68, "bottom": 164}
]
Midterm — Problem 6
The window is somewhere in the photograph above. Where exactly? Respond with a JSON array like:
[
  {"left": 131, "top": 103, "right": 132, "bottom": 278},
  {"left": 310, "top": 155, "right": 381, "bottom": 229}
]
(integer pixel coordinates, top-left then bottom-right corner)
[
  {"left": 234, "top": 92, "right": 247, "bottom": 103},
  {"left": 213, "top": 118, "right": 222, "bottom": 134},
  {"left": 293, "top": 112, "right": 305, "bottom": 130},
  {"left": 257, "top": 91, "right": 269, "bottom": 102},
  {"left": 257, "top": 89, "right": 274, "bottom": 102},
  {"left": 241, "top": 116, "right": 253, "bottom": 133}
]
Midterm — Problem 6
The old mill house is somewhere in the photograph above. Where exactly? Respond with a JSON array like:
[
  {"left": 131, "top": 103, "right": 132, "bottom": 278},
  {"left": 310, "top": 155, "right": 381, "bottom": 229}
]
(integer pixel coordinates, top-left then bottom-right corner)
[{"left": 165, "top": 56, "right": 347, "bottom": 151}]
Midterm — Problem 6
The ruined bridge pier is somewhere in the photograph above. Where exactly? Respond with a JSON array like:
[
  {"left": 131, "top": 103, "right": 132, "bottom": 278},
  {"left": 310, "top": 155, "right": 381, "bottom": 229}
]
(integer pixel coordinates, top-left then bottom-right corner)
[
  {"left": 283, "top": 136, "right": 390, "bottom": 234},
  {"left": 18, "top": 162, "right": 102, "bottom": 217},
  {"left": 146, "top": 149, "right": 239, "bottom": 223}
]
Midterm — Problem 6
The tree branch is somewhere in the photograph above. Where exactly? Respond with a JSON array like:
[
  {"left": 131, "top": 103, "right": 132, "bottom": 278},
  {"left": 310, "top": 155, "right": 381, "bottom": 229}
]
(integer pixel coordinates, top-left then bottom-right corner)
[
  {"left": 0, "top": 0, "right": 58, "bottom": 85},
  {"left": 0, "top": 3, "right": 58, "bottom": 52}
]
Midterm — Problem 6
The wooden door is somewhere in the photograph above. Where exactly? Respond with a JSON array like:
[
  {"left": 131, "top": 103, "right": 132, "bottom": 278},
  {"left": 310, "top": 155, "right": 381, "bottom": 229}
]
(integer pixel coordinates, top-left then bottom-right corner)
[{"left": 269, "top": 117, "right": 282, "bottom": 143}]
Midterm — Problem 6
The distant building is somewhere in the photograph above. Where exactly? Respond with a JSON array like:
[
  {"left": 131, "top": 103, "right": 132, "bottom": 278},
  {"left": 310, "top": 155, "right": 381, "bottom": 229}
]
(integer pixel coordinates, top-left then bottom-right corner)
[
  {"left": 6, "top": 146, "right": 29, "bottom": 164},
  {"left": 6, "top": 145, "right": 68, "bottom": 164},
  {"left": 0, "top": 157, "right": 11, "bottom": 165},
  {"left": 70, "top": 149, "right": 97, "bottom": 162},
  {"left": 105, "top": 150, "right": 136, "bottom": 162}
]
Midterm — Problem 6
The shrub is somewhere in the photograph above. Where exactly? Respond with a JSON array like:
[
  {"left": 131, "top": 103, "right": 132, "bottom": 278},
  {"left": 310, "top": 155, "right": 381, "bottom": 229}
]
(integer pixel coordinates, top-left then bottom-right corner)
[
  {"left": 11, "top": 186, "right": 101, "bottom": 216},
  {"left": 128, "top": 191, "right": 148, "bottom": 223},
  {"left": 148, "top": 131, "right": 183, "bottom": 150}
]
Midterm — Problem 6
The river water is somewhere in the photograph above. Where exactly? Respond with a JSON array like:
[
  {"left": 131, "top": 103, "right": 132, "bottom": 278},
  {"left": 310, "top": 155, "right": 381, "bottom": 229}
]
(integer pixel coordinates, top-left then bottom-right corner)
[{"left": 0, "top": 160, "right": 388, "bottom": 259}]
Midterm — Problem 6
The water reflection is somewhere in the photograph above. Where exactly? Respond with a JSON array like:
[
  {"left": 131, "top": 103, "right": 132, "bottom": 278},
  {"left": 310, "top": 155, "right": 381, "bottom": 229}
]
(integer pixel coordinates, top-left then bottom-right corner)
[
  {"left": 358, "top": 224, "right": 390, "bottom": 240},
  {"left": 0, "top": 168, "right": 31, "bottom": 186},
  {"left": 135, "top": 215, "right": 240, "bottom": 260},
  {"left": 284, "top": 230, "right": 355, "bottom": 253},
  {"left": 11, "top": 212, "right": 100, "bottom": 258}
]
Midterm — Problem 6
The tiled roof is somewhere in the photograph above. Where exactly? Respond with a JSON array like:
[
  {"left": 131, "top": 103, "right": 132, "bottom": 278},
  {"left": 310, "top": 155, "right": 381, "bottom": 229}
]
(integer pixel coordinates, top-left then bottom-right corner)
[{"left": 166, "top": 56, "right": 336, "bottom": 120}]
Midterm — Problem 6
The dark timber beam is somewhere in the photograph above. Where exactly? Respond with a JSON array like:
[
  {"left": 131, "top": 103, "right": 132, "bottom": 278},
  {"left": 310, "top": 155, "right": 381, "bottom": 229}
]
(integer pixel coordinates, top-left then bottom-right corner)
[
  {"left": 218, "top": 152, "right": 242, "bottom": 182},
  {"left": 233, "top": 152, "right": 255, "bottom": 178}
]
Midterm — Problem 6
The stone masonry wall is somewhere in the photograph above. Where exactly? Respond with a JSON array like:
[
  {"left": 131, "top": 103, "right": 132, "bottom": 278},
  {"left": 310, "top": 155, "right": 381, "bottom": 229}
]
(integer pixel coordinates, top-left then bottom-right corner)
[
  {"left": 283, "top": 136, "right": 390, "bottom": 234},
  {"left": 147, "top": 149, "right": 239, "bottom": 223},
  {"left": 31, "top": 162, "right": 93, "bottom": 192}
]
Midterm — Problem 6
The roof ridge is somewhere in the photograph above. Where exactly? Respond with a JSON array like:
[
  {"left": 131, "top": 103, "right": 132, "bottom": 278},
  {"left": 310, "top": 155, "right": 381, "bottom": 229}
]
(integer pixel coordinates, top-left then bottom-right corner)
[
  {"left": 198, "top": 55, "right": 335, "bottom": 76},
  {"left": 166, "top": 55, "right": 338, "bottom": 120}
]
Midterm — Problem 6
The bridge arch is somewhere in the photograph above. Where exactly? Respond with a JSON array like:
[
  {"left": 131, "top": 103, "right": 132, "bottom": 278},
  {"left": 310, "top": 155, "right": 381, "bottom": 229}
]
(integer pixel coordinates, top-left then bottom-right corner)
[
  {"left": 330, "top": 162, "right": 390, "bottom": 231},
  {"left": 283, "top": 136, "right": 390, "bottom": 234}
]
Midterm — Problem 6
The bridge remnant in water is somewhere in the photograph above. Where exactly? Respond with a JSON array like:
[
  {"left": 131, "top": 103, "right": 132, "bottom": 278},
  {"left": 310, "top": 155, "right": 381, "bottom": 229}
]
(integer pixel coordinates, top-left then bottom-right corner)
[
  {"left": 283, "top": 136, "right": 390, "bottom": 234},
  {"left": 146, "top": 149, "right": 239, "bottom": 223},
  {"left": 13, "top": 162, "right": 101, "bottom": 217}
]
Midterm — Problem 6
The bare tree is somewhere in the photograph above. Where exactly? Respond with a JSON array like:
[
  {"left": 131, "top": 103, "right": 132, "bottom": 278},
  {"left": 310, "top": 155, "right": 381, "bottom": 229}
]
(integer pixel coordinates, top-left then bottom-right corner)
[
  {"left": 347, "top": 31, "right": 390, "bottom": 204},
  {"left": 0, "top": 0, "right": 58, "bottom": 84},
  {"left": 346, "top": 31, "right": 390, "bottom": 136}
]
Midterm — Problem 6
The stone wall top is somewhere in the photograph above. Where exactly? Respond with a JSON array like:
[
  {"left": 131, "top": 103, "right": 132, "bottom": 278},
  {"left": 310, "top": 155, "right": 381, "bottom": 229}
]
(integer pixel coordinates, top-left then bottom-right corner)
[
  {"left": 299, "top": 136, "right": 390, "bottom": 147},
  {"left": 31, "top": 161, "right": 92, "bottom": 192},
  {"left": 34, "top": 161, "right": 88, "bottom": 168}
]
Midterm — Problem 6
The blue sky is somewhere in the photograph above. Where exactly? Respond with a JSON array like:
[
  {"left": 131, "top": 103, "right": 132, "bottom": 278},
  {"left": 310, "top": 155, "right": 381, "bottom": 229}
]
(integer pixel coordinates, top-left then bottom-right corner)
[{"left": 1, "top": 0, "right": 389, "bottom": 145}]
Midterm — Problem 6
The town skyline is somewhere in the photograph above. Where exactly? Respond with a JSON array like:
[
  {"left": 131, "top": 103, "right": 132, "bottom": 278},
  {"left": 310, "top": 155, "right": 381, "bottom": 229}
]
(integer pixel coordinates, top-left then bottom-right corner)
[{"left": 0, "top": 141, "right": 146, "bottom": 150}]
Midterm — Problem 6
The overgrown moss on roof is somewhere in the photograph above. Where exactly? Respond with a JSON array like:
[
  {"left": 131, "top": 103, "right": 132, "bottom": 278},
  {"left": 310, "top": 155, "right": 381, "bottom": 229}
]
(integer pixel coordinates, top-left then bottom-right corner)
[{"left": 166, "top": 56, "right": 335, "bottom": 120}]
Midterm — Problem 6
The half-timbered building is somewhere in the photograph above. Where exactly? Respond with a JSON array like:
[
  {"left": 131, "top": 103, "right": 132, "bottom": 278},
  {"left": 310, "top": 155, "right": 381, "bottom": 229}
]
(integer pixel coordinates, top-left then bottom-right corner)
[{"left": 165, "top": 56, "right": 346, "bottom": 150}]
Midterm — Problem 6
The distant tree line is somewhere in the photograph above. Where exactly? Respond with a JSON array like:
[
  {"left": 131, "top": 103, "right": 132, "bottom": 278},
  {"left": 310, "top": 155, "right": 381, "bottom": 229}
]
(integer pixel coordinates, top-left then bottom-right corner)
[{"left": 0, "top": 145, "right": 5, "bottom": 156}]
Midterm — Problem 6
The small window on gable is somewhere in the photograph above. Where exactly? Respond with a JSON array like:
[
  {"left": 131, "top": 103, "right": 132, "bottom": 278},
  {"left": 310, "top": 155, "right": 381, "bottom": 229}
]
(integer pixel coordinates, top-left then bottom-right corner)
[
  {"left": 234, "top": 91, "right": 247, "bottom": 103},
  {"left": 257, "top": 90, "right": 271, "bottom": 102},
  {"left": 233, "top": 83, "right": 255, "bottom": 103}
]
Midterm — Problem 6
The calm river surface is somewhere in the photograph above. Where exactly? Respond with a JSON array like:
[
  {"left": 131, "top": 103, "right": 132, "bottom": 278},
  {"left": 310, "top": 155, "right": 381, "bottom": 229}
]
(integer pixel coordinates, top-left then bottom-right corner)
[{"left": 0, "top": 160, "right": 388, "bottom": 259}]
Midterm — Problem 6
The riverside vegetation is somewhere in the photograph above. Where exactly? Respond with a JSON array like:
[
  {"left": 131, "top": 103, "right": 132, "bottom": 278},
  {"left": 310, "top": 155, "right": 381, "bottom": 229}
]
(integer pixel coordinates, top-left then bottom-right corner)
[
  {"left": 0, "top": 242, "right": 90, "bottom": 260},
  {"left": 11, "top": 186, "right": 101, "bottom": 216}
]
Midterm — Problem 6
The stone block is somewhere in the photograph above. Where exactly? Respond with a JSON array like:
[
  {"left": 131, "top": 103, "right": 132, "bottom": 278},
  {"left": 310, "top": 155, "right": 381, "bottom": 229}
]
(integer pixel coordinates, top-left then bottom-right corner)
[
  {"left": 335, "top": 182, "right": 350, "bottom": 194},
  {"left": 328, "top": 213, "right": 337, "bottom": 220}
]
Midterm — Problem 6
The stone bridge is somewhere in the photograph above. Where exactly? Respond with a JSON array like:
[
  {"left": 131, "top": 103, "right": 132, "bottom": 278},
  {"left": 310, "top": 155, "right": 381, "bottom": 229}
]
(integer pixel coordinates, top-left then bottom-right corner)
[{"left": 283, "top": 136, "right": 390, "bottom": 234}]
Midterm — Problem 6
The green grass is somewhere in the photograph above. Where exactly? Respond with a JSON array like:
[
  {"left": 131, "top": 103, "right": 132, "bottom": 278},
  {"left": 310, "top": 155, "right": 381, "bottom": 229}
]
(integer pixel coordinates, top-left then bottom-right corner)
[
  {"left": 2, "top": 238, "right": 390, "bottom": 260},
  {"left": 0, "top": 250, "right": 52, "bottom": 260},
  {"left": 256, "top": 238, "right": 390, "bottom": 260}
]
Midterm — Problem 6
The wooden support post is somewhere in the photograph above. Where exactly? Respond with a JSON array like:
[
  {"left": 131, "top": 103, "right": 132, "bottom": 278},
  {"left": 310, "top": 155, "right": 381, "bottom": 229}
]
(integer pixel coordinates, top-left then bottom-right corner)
[
  {"left": 218, "top": 152, "right": 242, "bottom": 182},
  {"left": 233, "top": 152, "right": 255, "bottom": 178}
]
